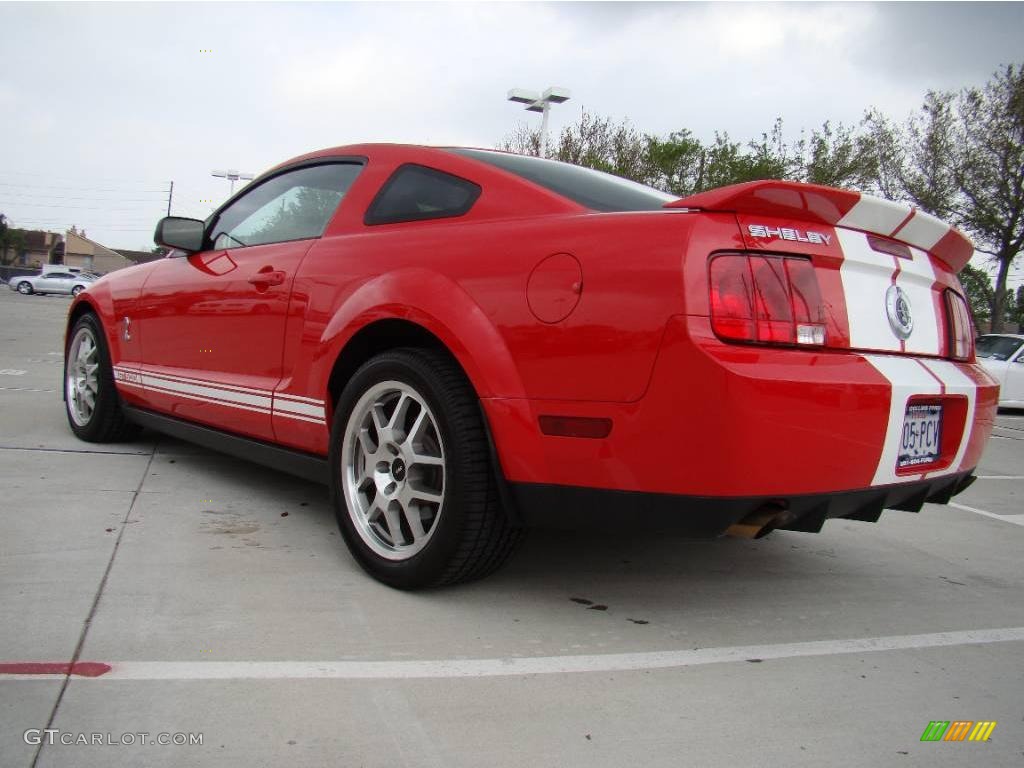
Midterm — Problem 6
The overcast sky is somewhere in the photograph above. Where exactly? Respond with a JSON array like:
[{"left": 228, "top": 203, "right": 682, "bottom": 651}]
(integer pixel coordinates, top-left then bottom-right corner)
[{"left": 1, "top": 1, "right": 1021, "bottom": 284}]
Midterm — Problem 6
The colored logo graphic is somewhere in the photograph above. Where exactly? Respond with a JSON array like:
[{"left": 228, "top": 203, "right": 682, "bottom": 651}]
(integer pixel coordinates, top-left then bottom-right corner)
[{"left": 920, "top": 721, "right": 997, "bottom": 742}]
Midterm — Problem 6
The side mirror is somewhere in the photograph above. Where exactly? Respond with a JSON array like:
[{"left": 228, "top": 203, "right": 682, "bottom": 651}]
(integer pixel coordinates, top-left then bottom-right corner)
[{"left": 154, "top": 217, "right": 205, "bottom": 253}]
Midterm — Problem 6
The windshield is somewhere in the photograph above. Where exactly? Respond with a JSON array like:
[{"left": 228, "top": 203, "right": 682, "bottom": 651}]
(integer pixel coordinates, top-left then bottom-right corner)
[
  {"left": 975, "top": 335, "right": 1023, "bottom": 361},
  {"left": 449, "top": 148, "right": 675, "bottom": 212}
]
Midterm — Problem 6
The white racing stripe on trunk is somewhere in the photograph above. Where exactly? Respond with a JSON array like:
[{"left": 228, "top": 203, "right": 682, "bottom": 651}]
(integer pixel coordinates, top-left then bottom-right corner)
[
  {"left": 837, "top": 230, "right": 942, "bottom": 356},
  {"left": 864, "top": 355, "right": 942, "bottom": 486},
  {"left": 894, "top": 210, "right": 950, "bottom": 251},
  {"left": 916, "top": 360, "right": 977, "bottom": 477},
  {"left": 896, "top": 245, "right": 941, "bottom": 356},
  {"left": 837, "top": 229, "right": 901, "bottom": 352},
  {"left": 836, "top": 195, "right": 910, "bottom": 234}
]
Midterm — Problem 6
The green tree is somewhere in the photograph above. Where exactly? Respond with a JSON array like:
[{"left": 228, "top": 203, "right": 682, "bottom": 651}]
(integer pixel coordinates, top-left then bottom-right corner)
[
  {"left": 866, "top": 64, "right": 1024, "bottom": 332},
  {"left": 795, "top": 120, "right": 879, "bottom": 190},
  {"left": 957, "top": 263, "right": 994, "bottom": 328},
  {"left": 0, "top": 213, "right": 9, "bottom": 265},
  {"left": 497, "top": 122, "right": 541, "bottom": 157},
  {"left": 551, "top": 111, "right": 652, "bottom": 181},
  {"left": 0, "top": 214, "right": 27, "bottom": 266},
  {"left": 644, "top": 129, "right": 706, "bottom": 196}
]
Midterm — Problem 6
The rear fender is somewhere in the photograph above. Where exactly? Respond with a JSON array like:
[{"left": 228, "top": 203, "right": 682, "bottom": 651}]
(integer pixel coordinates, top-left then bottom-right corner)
[{"left": 320, "top": 268, "right": 526, "bottom": 400}]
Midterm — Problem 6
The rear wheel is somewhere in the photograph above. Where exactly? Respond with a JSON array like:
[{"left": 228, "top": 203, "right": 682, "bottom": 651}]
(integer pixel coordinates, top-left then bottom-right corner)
[
  {"left": 17, "top": 281, "right": 32, "bottom": 295},
  {"left": 65, "top": 313, "right": 139, "bottom": 442},
  {"left": 329, "top": 348, "right": 521, "bottom": 589}
]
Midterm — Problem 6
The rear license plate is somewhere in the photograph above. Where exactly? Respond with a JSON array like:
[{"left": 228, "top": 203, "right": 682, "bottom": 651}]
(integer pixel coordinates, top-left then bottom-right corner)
[{"left": 897, "top": 404, "right": 942, "bottom": 468}]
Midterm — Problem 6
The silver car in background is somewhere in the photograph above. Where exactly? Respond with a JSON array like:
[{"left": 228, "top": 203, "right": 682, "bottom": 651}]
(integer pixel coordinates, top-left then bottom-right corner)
[{"left": 7, "top": 270, "right": 98, "bottom": 297}]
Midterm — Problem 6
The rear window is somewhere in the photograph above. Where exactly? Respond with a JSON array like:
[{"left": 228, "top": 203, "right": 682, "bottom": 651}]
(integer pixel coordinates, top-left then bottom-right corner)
[
  {"left": 449, "top": 148, "right": 675, "bottom": 212},
  {"left": 365, "top": 164, "right": 481, "bottom": 225}
]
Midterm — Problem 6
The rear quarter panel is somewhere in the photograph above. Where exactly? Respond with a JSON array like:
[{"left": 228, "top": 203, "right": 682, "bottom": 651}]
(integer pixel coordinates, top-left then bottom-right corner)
[{"left": 276, "top": 210, "right": 744, "bottom": 455}]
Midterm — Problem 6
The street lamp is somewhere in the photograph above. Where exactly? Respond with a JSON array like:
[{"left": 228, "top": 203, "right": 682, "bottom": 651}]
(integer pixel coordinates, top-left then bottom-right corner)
[
  {"left": 211, "top": 169, "right": 255, "bottom": 196},
  {"left": 507, "top": 86, "right": 571, "bottom": 159}
]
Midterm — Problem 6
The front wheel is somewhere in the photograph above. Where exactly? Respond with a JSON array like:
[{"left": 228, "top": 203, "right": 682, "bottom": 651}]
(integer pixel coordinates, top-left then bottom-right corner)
[
  {"left": 329, "top": 348, "right": 521, "bottom": 589},
  {"left": 65, "top": 314, "right": 139, "bottom": 442},
  {"left": 17, "top": 281, "right": 33, "bottom": 295},
  {"left": 71, "top": 285, "right": 85, "bottom": 297}
]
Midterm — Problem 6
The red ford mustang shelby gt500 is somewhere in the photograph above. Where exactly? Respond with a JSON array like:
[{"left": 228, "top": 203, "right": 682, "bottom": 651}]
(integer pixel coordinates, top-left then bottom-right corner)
[{"left": 63, "top": 144, "right": 997, "bottom": 588}]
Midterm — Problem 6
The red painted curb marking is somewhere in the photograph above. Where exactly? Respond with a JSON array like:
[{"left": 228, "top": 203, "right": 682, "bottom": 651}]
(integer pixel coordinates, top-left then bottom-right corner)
[{"left": 0, "top": 662, "right": 111, "bottom": 677}]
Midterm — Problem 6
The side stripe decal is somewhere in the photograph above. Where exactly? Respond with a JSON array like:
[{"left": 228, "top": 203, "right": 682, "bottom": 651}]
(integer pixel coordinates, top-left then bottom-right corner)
[{"left": 112, "top": 367, "right": 326, "bottom": 426}]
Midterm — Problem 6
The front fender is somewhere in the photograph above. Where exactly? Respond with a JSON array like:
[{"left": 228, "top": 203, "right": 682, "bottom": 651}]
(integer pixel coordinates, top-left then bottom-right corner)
[
  {"left": 67, "top": 284, "right": 115, "bottom": 354},
  {"left": 320, "top": 268, "right": 526, "bottom": 399}
]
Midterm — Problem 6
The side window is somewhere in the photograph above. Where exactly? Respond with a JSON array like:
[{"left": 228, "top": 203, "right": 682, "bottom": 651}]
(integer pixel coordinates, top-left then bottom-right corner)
[
  {"left": 365, "top": 164, "right": 481, "bottom": 225},
  {"left": 210, "top": 163, "right": 363, "bottom": 250}
]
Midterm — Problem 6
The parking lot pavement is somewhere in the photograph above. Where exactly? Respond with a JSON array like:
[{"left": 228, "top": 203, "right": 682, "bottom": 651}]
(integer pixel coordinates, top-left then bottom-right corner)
[{"left": 1, "top": 286, "right": 1022, "bottom": 767}]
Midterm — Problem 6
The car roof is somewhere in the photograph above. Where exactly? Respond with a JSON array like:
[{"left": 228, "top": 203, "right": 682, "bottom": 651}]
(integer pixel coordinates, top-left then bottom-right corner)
[
  {"left": 979, "top": 333, "right": 1024, "bottom": 340},
  {"left": 266, "top": 143, "right": 469, "bottom": 175}
]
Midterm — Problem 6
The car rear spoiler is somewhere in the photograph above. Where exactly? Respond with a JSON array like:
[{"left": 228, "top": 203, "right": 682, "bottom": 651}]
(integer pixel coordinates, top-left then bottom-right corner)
[{"left": 665, "top": 180, "right": 974, "bottom": 273}]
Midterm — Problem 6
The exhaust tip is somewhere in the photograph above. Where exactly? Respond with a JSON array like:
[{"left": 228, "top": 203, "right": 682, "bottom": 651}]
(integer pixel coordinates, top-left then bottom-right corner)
[{"left": 726, "top": 503, "right": 790, "bottom": 539}]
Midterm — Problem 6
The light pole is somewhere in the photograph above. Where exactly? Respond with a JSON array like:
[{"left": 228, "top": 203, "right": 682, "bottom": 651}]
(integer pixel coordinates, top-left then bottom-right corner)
[
  {"left": 211, "top": 169, "right": 255, "bottom": 196},
  {"left": 507, "top": 86, "right": 571, "bottom": 159}
]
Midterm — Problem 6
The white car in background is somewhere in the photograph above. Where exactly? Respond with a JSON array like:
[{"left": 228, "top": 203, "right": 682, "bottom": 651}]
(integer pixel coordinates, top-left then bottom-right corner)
[
  {"left": 976, "top": 333, "right": 1024, "bottom": 408},
  {"left": 7, "top": 270, "right": 97, "bottom": 297}
]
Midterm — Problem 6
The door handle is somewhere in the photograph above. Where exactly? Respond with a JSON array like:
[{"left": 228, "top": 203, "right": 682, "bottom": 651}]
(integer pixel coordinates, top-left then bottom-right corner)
[{"left": 248, "top": 268, "right": 286, "bottom": 287}]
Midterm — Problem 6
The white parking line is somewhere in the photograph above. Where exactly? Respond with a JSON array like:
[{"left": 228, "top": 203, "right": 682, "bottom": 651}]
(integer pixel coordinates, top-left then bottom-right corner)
[
  {"left": 976, "top": 475, "right": 1024, "bottom": 480},
  {"left": 951, "top": 502, "right": 1024, "bottom": 527},
  {"left": 3, "top": 627, "right": 1023, "bottom": 681}
]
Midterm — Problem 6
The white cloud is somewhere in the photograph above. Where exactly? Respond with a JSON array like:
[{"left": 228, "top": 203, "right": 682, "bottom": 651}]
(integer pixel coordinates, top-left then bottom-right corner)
[{"left": 0, "top": 1, "right": 1019, "bottom": 252}]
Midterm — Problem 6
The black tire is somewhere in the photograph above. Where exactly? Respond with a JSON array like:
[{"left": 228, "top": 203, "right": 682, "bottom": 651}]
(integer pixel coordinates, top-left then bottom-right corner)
[
  {"left": 64, "top": 313, "right": 140, "bottom": 443},
  {"left": 71, "top": 285, "right": 85, "bottom": 297},
  {"left": 17, "top": 281, "right": 33, "bottom": 295},
  {"left": 329, "top": 348, "right": 522, "bottom": 589}
]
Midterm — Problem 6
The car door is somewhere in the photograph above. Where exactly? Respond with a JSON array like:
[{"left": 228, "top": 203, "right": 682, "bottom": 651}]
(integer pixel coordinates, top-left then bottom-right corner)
[
  {"left": 138, "top": 161, "right": 364, "bottom": 440},
  {"left": 36, "top": 272, "right": 73, "bottom": 294}
]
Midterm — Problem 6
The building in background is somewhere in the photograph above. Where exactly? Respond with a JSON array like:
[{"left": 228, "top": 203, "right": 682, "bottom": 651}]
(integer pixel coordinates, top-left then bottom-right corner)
[
  {"left": 0, "top": 229, "right": 62, "bottom": 267},
  {"left": 113, "top": 248, "right": 165, "bottom": 267},
  {"left": 63, "top": 227, "right": 134, "bottom": 273}
]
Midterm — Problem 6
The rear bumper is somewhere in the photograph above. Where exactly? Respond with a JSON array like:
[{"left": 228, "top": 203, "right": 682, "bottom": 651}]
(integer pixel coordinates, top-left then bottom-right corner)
[
  {"left": 512, "top": 472, "right": 976, "bottom": 536},
  {"left": 485, "top": 314, "right": 999, "bottom": 502}
]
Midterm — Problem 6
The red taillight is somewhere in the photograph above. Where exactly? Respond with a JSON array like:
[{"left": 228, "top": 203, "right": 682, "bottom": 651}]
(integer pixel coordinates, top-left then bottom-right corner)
[
  {"left": 710, "top": 254, "right": 826, "bottom": 346},
  {"left": 945, "top": 290, "right": 973, "bottom": 361}
]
